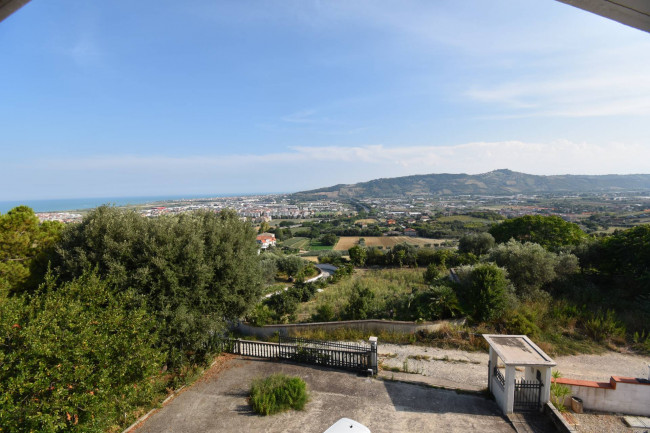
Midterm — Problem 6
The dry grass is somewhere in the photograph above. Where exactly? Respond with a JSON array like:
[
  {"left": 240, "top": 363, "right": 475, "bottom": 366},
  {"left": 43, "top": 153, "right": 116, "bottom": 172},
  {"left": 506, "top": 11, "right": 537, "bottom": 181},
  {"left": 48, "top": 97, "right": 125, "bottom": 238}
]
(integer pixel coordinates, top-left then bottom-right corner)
[
  {"left": 354, "top": 218, "right": 378, "bottom": 225},
  {"left": 333, "top": 236, "right": 444, "bottom": 251}
]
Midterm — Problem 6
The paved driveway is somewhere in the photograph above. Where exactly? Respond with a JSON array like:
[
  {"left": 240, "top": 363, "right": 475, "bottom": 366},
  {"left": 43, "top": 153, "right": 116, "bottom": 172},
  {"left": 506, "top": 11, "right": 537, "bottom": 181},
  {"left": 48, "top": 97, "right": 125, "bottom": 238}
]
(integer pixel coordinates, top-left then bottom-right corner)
[{"left": 136, "top": 356, "right": 515, "bottom": 433}]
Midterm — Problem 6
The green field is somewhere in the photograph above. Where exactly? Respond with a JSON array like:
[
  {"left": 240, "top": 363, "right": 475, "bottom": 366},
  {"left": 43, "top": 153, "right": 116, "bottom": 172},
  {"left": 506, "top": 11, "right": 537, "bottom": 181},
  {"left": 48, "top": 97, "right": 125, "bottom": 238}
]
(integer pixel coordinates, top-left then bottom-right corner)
[
  {"left": 281, "top": 237, "right": 311, "bottom": 250},
  {"left": 308, "top": 240, "right": 334, "bottom": 251}
]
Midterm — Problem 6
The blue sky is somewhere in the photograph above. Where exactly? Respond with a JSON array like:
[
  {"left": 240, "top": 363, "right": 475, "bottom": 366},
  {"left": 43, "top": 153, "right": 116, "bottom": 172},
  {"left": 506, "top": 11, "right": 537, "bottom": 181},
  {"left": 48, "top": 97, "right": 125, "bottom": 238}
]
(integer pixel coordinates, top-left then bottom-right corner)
[{"left": 1, "top": 0, "right": 650, "bottom": 200}]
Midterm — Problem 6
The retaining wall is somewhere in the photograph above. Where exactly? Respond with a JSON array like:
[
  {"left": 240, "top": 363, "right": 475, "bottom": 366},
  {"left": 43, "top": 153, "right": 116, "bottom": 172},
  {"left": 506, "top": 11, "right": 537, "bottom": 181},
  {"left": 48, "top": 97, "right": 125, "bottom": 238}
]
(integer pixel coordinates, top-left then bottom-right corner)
[
  {"left": 234, "top": 318, "right": 466, "bottom": 339},
  {"left": 555, "top": 376, "right": 650, "bottom": 417}
]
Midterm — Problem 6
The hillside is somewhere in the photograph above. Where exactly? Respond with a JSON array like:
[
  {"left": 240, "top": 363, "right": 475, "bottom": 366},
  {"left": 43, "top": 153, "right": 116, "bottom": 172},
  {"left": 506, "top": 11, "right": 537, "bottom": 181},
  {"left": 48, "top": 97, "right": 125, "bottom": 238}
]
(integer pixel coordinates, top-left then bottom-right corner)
[{"left": 293, "top": 169, "right": 650, "bottom": 199}]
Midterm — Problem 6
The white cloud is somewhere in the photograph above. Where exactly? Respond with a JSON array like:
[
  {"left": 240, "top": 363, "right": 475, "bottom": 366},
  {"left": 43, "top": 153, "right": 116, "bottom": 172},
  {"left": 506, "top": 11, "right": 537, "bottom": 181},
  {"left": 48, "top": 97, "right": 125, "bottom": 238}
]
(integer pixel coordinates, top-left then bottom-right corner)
[
  {"left": 8, "top": 139, "right": 649, "bottom": 199},
  {"left": 32, "top": 139, "right": 650, "bottom": 178}
]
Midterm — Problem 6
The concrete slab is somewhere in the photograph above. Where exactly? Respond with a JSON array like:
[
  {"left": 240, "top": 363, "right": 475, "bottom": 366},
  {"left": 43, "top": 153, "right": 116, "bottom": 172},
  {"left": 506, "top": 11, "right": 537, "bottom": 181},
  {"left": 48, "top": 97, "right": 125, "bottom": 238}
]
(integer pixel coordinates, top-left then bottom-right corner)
[
  {"left": 624, "top": 416, "right": 650, "bottom": 428},
  {"left": 136, "top": 356, "right": 517, "bottom": 433}
]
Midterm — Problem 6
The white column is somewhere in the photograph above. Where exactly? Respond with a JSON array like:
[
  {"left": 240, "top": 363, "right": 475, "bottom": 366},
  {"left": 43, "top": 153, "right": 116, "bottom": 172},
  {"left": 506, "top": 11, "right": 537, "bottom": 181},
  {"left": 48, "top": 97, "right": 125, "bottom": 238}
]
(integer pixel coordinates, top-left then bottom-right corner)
[
  {"left": 541, "top": 367, "right": 552, "bottom": 405},
  {"left": 369, "top": 336, "right": 378, "bottom": 375},
  {"left": 505, "top": 365, "right": 516, "bottom": 413},
  {"left": 488, "top": 347, "right": 498, "bottom": 392}
]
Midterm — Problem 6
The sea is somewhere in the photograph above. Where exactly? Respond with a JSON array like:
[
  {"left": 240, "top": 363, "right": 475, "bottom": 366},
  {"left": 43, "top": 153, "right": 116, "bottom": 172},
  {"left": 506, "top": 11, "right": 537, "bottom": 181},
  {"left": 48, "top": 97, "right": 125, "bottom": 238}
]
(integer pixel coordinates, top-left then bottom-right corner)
[{"left": 0, "top": 193, "right": 272, "bottom": 214}]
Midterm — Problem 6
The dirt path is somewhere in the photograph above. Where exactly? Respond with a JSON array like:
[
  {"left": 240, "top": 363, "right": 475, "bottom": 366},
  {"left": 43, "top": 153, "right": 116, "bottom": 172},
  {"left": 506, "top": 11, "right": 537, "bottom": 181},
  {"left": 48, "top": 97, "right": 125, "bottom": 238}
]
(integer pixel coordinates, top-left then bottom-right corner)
[{"left": 378, "top": 343, "right": 650, "bottom": 390}]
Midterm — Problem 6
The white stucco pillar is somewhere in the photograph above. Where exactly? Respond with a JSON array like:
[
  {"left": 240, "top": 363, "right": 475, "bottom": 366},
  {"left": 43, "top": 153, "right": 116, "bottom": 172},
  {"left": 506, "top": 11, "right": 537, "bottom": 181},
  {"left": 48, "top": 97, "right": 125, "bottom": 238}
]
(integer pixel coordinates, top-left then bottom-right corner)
[
  {"left": 505, "top": 365, "right": 516, "bottom": 413},
  {"left": 488, "top": 347, "right": 498, "bottom": 392},
  {"left": 541, "top": 366, "right": 552, "bottom": 405}
]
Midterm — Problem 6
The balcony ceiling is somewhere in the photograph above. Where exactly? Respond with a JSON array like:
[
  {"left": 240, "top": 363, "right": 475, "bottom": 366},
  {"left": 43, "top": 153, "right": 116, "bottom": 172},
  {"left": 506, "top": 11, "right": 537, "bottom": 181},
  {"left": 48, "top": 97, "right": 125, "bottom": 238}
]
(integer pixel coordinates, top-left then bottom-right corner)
[
  {"left": 556, "top": 0, "right": 650, "bottom": 33},
  {"left": 0, "top": 0, "right": 29, "bottom": 23},
  {"left": 2, "top": 0, "right": 649, "bottom": 33}
]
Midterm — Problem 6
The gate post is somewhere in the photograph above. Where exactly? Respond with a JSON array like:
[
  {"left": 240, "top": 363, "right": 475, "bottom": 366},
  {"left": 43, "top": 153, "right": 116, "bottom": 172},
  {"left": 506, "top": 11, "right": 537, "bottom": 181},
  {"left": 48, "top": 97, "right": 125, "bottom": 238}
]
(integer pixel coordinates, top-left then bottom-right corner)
[{"left": 369, "top": 336, "right": 378, "bottom": 375}]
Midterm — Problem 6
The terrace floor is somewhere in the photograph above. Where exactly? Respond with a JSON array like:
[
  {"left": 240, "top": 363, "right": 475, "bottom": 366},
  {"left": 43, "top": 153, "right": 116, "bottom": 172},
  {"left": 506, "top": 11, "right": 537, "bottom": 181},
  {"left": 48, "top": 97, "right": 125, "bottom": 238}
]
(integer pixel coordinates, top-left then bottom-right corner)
[{"left": 134, "top": 356, "right": 517, "bottom": 433}]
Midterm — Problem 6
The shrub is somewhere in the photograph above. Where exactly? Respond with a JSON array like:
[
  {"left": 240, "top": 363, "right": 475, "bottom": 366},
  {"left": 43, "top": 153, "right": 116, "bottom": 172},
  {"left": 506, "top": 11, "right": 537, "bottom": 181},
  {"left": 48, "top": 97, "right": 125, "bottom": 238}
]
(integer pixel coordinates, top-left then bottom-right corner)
[
  {"left": 342, "top": 283, "right": 376, "bottom": 320},
  {"left": 249, "top": 374, "right": 308, "bottom": 415},
  {"left": 583, "top": 310, "right": 626, "bottom": 343},
  {"left": 454, "top": 263, "right": 514, "bottom": 323},
  {"left": 400, "top": 285, "right": 462, "bottom": 321},
  {"left": 312, "top": 304, "right": 336, "bottom": 322},
  {"left": 0, "top": 271, "right": 163, "bottom": 432},
  {"left": 423, "top": 263, "right": 441, "bottom": 285},
  {"left": 550, "top": 371, "right": 571, "bottom": 412},
  {"left": 247, "top": 304, "right": 274, "bottom": 326}
]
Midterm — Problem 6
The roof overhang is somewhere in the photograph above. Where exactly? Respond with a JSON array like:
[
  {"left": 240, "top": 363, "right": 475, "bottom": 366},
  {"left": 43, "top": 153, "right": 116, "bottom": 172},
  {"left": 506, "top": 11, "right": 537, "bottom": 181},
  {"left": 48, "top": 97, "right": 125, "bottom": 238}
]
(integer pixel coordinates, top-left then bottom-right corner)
[
  {"left": 0, "top": 0, "right": 30, "bottom": 23},
  {"left": 484, "top": 334, "right": 557, "bottom": 367},
  {"left": 2, "top": 1, "right": 649, "bottom": 33},
  {"left": 556, "top": 0, "right": 650, "bottom": 33}
]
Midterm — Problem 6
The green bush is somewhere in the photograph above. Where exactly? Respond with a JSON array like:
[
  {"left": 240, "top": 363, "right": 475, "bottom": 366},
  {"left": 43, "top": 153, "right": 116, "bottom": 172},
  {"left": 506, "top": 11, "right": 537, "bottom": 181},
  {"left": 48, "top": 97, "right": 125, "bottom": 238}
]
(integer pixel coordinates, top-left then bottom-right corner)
[
  {"left": 454, "top": 263, "right": 514, "bottom": 322},
  {"left": 0, "top": 271, "right": 163, "bottom": 432},
  {"left": 583, "top": 309, "right": 626, "bottom": 343},
  {"left": 550, "top": 371, "right": 571, "bottom": 412},
  {"left": 249, "top": 374, "right": 308, "bottom": 415},
  {"left": 312, "top": 304, "right": 336, "bottom": 322},
  {"left": 342, "top": 283, "right": 376, "bottom": 320}
]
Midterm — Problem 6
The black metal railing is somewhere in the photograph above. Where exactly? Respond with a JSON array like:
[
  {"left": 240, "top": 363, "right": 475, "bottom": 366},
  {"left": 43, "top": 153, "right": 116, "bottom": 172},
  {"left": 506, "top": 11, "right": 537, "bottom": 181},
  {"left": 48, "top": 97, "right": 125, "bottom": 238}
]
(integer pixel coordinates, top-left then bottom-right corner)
[{"left": 493, "top": 366, "right": 505, "bottom": 388}]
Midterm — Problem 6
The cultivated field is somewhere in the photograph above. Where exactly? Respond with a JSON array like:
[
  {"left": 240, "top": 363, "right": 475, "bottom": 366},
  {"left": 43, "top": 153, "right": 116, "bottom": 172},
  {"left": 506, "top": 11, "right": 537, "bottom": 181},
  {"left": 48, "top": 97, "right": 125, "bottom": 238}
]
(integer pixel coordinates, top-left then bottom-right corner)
[
  {"left": 333, "top": 236, "right": 444, "bottom": 251},
  {"left": 281, "top": 237, "right": 311, "bottom": 250},
  {"left": 354, "top": 218, "right": 378, "bottom": 225}
]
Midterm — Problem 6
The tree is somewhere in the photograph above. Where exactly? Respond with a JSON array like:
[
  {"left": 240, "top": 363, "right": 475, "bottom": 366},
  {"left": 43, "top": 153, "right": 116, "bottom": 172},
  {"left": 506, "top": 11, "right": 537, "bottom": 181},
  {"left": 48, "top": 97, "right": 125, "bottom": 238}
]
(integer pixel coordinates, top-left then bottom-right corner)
[
  {"left": 277, "top": 255, "right": 306, "bottom": 277},
  {"left": 259, "top": 254, "right": 279, "bottom": 284},
  {"left": 458, "top": 232, "right": 495, "bottom": 256},
  {"left": 454, "top": 263, "right": 513, "bottom": 322},
  {"left": 348, "top": 245, "right": 367, "bottom": 267},
  {"left": 52, "top": 207, "right": 262, "bottom": 366},
  {"left": 487, "top": 239, "right": 578, "bottom": 299},
  {"left": 580, "top": 224, "right": 650, "bottom": 301},
  {"left": 489, "top": 215, "right": 586, "bottom": 250},
  {"left": 0, "top": 271, "right": 163, "bottom": 432},
  {"left": 320, "top": 233, "right": 338, "bottom": 246},
  {"left": 0, "top": 206, "right": 62, "bottom": 298},
  {"left": 258, "top": 221, "right": 270, "bottom": 234}
]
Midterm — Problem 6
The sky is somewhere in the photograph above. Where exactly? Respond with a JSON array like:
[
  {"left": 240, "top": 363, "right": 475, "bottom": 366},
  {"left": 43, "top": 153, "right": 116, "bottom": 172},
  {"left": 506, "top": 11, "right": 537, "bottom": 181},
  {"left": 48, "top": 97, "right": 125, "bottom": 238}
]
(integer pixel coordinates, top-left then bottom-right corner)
[{"left": 1, "top": 0, "right": 650, "bottom": 200}]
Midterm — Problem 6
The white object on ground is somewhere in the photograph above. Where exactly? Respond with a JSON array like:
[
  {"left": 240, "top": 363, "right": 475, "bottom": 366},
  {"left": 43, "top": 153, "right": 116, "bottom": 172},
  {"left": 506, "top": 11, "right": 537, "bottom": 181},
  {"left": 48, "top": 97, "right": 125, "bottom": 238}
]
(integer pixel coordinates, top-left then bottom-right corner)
[{"left": 323, "top": 418, "right": 371, "bottom": 433}]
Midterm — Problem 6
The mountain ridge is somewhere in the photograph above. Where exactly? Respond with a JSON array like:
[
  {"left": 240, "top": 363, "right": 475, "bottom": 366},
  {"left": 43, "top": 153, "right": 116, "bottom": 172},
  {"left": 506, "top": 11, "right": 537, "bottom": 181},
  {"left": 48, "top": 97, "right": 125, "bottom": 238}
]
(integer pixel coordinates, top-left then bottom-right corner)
[{"left": 292, "top": 169, "right": 650, "bottom": 199}]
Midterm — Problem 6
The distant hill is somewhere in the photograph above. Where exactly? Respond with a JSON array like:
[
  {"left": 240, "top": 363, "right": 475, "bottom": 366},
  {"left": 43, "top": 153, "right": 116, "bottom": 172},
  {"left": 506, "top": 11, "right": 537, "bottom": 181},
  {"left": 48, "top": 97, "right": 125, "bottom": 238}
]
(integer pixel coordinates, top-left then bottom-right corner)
[{"left": 293, "top": 169, "right": 650, "bottom": 199}]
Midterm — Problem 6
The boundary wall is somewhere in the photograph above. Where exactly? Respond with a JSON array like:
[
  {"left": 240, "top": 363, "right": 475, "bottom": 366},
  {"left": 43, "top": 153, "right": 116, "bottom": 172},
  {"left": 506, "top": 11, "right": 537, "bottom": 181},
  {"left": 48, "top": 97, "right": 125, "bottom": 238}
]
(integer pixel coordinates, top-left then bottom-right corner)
[
  {"left": 234, "top": 318, "right": 466, "bottom": 339},
  {"left": 554, "top": 376, "right": 650, "bottom": 417}
]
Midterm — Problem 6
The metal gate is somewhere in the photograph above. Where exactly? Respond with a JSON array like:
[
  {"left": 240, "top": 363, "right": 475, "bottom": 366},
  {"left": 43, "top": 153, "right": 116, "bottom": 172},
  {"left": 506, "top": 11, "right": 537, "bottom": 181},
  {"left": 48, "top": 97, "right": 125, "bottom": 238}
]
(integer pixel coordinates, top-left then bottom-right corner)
[{"left": 514, "top": 378, "right": 543, "bottom": 411}]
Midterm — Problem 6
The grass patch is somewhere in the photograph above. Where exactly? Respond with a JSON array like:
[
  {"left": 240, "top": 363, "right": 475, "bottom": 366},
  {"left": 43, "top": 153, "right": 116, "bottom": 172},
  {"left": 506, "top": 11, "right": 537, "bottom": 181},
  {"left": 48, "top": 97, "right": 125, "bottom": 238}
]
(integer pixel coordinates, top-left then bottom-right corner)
[
  {"left": 309, "top": 240, "right": 334, "bottom": 251},
  {"left": 295, "top": 268, "right": 425, "bottom": 319},
  {"left": 249, "top": 374, "right": 308, "bottom": 416}
]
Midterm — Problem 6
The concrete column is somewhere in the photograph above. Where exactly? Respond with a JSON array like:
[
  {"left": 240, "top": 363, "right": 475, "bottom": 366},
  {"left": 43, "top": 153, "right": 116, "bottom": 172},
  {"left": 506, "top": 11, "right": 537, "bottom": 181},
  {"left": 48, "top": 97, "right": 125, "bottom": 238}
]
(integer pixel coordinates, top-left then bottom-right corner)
[
  {"left": 505, "top": 365, "right": 516, "bottom": 413},
  {"left": 488, "top": 347, "right": 498, "bottom": 392},
  {"left": 541, "top": 367, "right": 552, "bottom": 405},
  {"left": 369, "top": 336, "right": 378, "bottom": 375}
]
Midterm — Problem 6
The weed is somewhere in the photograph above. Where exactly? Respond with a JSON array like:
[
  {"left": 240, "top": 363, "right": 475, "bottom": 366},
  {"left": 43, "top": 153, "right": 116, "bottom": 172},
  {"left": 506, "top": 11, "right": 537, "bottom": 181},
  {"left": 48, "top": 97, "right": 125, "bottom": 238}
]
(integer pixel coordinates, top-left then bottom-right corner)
[
  {"left": 407, "top": 355, "right": 431, "bottom": 361},
  {"left": 249, "top": 374, "right": 308, "bottom": 416}
]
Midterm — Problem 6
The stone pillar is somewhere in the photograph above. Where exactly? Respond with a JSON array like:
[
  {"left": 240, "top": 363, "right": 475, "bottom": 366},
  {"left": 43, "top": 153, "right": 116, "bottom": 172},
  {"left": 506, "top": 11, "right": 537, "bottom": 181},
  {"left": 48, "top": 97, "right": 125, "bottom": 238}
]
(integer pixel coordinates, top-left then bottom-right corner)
[
  {"left": 505, "top": 365, "right": 516, "bottom": 414},
  {"left": 369, "top": 336, "right": 378, "bottom": 375}
]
